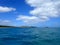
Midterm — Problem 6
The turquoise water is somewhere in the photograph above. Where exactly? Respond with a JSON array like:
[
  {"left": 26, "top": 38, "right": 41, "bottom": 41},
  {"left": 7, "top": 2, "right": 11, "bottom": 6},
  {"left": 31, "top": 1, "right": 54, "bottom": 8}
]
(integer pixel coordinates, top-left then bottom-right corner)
[{"left": 0, "top": 28, "right": 60, "bottom": 45}]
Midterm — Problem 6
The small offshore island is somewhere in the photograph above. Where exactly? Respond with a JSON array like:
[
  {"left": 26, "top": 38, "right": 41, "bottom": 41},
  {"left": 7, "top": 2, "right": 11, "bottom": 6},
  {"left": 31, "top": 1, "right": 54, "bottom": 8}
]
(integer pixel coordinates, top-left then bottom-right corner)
[
  {"left": 0, "top": 25, "right": 16, "bottom": 28},
  {"left": 0, "top": 25, "right": 37, "bottom": 28}
]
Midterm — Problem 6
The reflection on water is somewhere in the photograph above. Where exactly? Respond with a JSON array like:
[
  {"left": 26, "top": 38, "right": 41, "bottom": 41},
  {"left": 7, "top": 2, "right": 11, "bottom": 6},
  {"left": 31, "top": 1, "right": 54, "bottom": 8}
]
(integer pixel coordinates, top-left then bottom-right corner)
[{"left": 0, "top": 28, "right": 60, "bottom": 45}]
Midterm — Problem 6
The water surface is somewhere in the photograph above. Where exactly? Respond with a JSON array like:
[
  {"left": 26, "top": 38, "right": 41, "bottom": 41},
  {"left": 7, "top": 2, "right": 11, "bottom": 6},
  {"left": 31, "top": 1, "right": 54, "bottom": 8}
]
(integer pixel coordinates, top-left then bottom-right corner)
[{"left": 0, "top": 28, "right": 60, "bottom": 45}]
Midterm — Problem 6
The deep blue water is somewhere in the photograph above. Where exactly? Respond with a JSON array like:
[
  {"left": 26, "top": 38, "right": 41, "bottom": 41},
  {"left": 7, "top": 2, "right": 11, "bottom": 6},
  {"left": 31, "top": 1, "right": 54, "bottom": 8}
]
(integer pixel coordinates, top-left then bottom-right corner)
[{"left": 0, "top": 28, "right": 60, "bottom": 45}]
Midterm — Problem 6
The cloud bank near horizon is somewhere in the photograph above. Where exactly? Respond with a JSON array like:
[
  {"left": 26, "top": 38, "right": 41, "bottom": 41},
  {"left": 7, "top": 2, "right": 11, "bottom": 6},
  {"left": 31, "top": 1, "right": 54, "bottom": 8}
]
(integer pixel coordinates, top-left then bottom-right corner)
[{"left": 0, "top": 20, "right": 11, "bottom": 25}]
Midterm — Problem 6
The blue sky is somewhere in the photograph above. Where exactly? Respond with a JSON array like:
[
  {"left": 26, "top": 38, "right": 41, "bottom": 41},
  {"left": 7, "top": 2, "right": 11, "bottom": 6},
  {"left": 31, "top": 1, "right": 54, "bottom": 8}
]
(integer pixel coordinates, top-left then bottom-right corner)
[{"left": 0, "top": 0, "right": 60, "bottom": 27}]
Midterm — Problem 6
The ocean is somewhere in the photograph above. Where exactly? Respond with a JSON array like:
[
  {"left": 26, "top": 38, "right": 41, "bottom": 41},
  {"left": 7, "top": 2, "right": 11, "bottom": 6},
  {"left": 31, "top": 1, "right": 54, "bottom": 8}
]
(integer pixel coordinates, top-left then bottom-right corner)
[{"left": 0, "top": 27, "right": 60, "bottom": 45}]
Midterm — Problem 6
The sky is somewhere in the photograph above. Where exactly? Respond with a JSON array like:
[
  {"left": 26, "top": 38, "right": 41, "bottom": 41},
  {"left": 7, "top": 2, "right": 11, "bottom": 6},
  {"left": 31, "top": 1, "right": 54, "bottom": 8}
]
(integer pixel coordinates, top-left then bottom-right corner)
[{"left": 0, "top": 0, "right": 60, "bottom": 27}]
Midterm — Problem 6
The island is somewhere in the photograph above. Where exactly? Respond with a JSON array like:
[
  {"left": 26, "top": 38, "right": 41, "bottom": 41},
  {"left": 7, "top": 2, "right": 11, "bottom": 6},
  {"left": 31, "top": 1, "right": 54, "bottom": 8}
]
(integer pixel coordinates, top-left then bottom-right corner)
[
  {"left": 19, "top": 26, "right": 37, "bottom": 28},
  {"left": 0, "top": 25, "right": 16, "bottom": 28},
  {"left": 0, "top": 25, "right": 37, "bottom": 28}
]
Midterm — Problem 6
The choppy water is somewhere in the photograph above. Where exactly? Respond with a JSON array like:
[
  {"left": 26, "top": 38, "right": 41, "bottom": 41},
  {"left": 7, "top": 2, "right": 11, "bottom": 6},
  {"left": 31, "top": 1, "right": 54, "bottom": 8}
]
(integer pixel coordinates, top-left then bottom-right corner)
[{"left": 0, "top": 27, "right": 60, "bottom": 45}]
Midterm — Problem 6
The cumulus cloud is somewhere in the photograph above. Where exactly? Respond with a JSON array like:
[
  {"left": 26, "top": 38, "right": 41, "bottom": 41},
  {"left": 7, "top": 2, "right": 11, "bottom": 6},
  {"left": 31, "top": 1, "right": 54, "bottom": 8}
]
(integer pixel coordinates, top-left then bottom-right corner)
[
  {"left": 16, "top": 0, "right": 60, "bottom": 24},
  {"left": 26, "top": 0, "right": 60, "bottom": 7},
  {"left": 16, "top": 15, "right": 39, "bottom": 23},
  {"left": 0, "top": 6, "right": 16, "bottom": 12},
  {"left": 16, "top": 15, "right": 49, "bottom": 24},
  {"left": 26, "top": 0, "right": 60, "bottom": 18},
  {"left": 0, "top": 20, "right": 11, "bottom": 25}
]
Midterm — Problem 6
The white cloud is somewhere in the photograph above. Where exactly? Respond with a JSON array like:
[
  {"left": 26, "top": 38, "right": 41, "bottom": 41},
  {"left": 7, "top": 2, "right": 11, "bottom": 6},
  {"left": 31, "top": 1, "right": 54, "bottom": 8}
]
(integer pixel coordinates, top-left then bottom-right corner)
[
  {"left": 16, "top": 15, "right": 49, "bottom": 24},
  {"left": 16, "top": 15, "right": 39, "bottom": 23},
  {"left": 0, "top": 20, "right": 11, "bottom": 25},
  {"left": 0, "top": 6, "right": 16, "bottom": 12},
  {"left": 26, "top": 0, "right": 60, "bottom": 7},
  {"left": 26, "top": 0, "right": 52, "bottom": 7},
  {"left": 26, "top": 0, "right": 60, "bottom": 19},
  {"left": 2, "top": 20, "right": 10, "bottom": 23},
  {"left": 16, "top": 0, "right": 60, "bottom": 25}
]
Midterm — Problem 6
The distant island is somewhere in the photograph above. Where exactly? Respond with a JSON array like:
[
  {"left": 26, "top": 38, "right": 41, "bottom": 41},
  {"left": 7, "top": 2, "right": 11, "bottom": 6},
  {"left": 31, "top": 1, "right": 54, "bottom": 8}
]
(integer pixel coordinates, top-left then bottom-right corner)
[
  {"left": 0, "top": 25, "right": 37, "bottom": 28},
  {"left": 0, "top": 25, "right": 15, "bottom": 28},
  {"left": 19, "top": 26, "right": 37, "bottom": 28}
]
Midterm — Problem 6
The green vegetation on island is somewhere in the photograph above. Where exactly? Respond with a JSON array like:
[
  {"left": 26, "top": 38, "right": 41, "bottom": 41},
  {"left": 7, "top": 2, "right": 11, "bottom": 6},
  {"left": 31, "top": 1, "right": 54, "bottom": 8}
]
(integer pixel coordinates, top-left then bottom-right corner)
[{"left": 0, "top": 25, "right": 16, "bottom": 28}]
